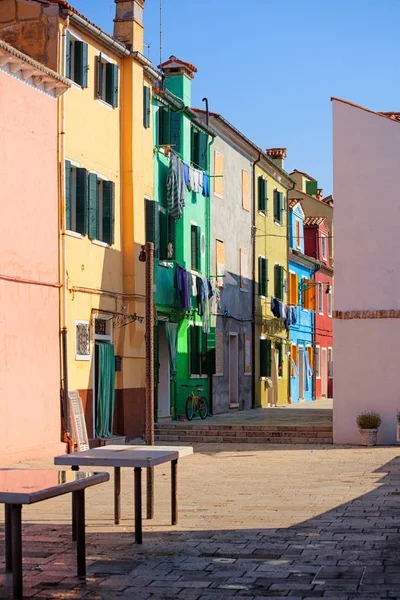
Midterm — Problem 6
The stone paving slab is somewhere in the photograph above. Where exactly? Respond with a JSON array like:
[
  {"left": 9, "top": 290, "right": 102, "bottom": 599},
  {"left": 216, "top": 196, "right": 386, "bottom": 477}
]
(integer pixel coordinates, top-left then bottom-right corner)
[{"left": 0, "top": 442, "right": 399, "bottom": 598}]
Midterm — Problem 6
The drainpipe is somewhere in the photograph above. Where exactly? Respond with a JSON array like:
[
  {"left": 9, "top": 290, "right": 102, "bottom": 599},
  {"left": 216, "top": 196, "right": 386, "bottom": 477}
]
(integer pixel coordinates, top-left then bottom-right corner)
[
  {"left": 59, "top": 21, "right": 73, "bottom": 451},
  {"left": 252, "top": 153, "right": 262, "bottom": 409},
  {"left": 207, "top": 133, "right": 215, "bottom": 415},
  {"left": 202, "top": 97, "right": 209, "bottom": 127},
  {"left": 287, "top": 180, "right": 296, "bottom": 404},
  {"left": 310, "top": 264, "right": 321, "bottom": 402}
]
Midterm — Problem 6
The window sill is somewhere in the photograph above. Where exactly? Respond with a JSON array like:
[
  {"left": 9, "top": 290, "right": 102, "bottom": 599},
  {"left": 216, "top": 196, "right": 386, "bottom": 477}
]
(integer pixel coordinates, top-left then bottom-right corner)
[
  {"left": 92, "top": 239, "right": 111, "bottom": 248},
  {"left": 96, "top": 98, "right": 115, "bottom": 110},
  {"left": 189, "top": 375, "right": 208, "bottom": 380},
  {"left": 66, "top": 230, "right": 84, "bottom": 239},
  {"left": 328, "top": 314, "right": 332, "bottom": 318},
  {"left": 214, "top": 193, "right": 224, "bottom": 200},
  {"left": 76, "top": 354, "right": 90, "bottom": 361},
  {"left": 67, "top": 79, "right": 84, "bottom": 91},
  {"left": 319, "top": 311, "right": 324, "bottom": 316},
  {"left": 258, "top": 211, "right": 266, "bottom": 217},
  {"left": 213, "top": 373, "right": 223, "bottom": 377},
  {"left": 244, "top": 372, "right": 252, "bottom": 377},
  {"left": 274, "top": 221, "right": 282, "bottom": 227}
]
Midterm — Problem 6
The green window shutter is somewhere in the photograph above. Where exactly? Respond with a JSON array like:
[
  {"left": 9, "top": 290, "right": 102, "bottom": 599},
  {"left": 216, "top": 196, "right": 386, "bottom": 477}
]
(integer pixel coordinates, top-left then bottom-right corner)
[
  {"left": 280, "top": 266, "right": 284, "bottom": 300},
  {"left": 106, "top": 63, "right": 118, "bottom": 107},
  {"left": 258, "top": 257, "right": 268, "bottom": 296},
  {"left": 306, "top": 180, "right": 318, "bottom": 196},
  {"left": 143, "top": 86, "right": 151, "bottom": 128},
  {"left": 277, "top": 343, "right": 283, "bottom": 370},
  {"left": 260, "top": 339, "right": 272, "bottom": 378},
  {"left": 191, "top": 127, "right": 199, "bottom": 165},
  {"left": 274, "top": 265, "right": 284, "bottom": 300},
  {"left": 65, "top": 160, "right": 71, "bottom": 230},
  {"left": 102, "top": 181, "right": 115, "bottom": 245},
  {"left": 199, "top": 132, "right": 208, "bottom": 170},
  {"left": 191, "top": 225, "right": 197, "bottom": 271},
  {"left": 189, "top": 326, "right": 200, "bottom": 375},
  {"left": 88, "top": 173, "right": 98, "bottom": 239},
  {"left": 75, "top": 168, "right": 88, "bottom": 235},
  {"left": 168, "top": 215, "right": 175, "bottom": 259},
  {"left": 196, "top": 227, "right": 201, "bottom": 273},
  {"left": 170, "top": 111, "right": 181, "bottom": 154},
  {"left": 96, "top": 54, "right": 103, "bottom": 98},
  {"left": 74, "top": 41, "right": 88, "bottom": 87},
  {"left": 258, "top": 176, "right": 265, "bottom": 212},
  {"left": 145, "top": 199, "right": 160, "bottom": 258},
  {"left": 158, "top": 106, "right": 170, "bottom": 145},
  {"left": 273, "top": 190, "right": 279, "bottom": 222},
  {"left": 278, "top": 191, "right": 283, "bottom": 223},
  {"left": 159, "top": 209, "right": 168, "bottom": 260},
  {"left": 66, "top": 31, "right": 71, "bottom": 79},
  {"left": 263, "top": 179, "right": 268, "bottom": 213}
]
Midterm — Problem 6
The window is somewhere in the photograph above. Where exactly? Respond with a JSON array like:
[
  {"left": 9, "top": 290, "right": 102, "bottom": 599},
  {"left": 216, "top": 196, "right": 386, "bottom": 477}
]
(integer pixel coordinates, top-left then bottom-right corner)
[
  {"left": 306, "top": 346, "right": 313, "bottom": 373},
  {"left": 315, "top": 345, "right": 321, "bottom": 378},
  {"left": 296, "top": 220, "right": 301, "bottom": 247},
  {"left": 302, "top": 278, "right": 316, "bottom": 310},
  {"left": 159, "top": 209, "right": 175, "bottom": 260},
  {"left": 216, "top": 239, "right": 225, "bottom": 287},
  {"left": 274, "top": 264, "right": 284, "bottom": 301},
  {"left": 189, "top": 325, "right": 202, "bottom": 376},
  {"left": 191, "top": 225, "right": 201, "bottom": 272},
  {"left": 258, "top": 176, "right": 268, "bottom": 213},
  {"left": 306, "top": 180, "right": 318, "bottom": 196},
  {"left": 97, "top": 53, "right": 119, "bottom": 107},
  {"left": 214, "top": 151, "right": 224, "bottom": 198},
  {"left": 276, "top": 343, "right": 283, "bottom": 378},
  {"left": 260, "top": 338, "right": 272, "bottom": 378},
  {"left": 191, "top": 127, "right": 208, "bottom": 170},
  {"left": 157, "top": 105, "right": 170, "bottom": 146},
  {"left": 88, "top": 173, "right": 115, "bottom": 244},
  {"left": 328, "top": 347, "right": 333, "bottom": 378},
  {"left": 328, "top": 287, "right": 333, "bottom": 317},
  {"left": 290, "top": 272, "right": 298, "bottom": 305},
  {"left": 242, "top": 170, "right": 250, "bottom": 211},
  {"left": 66, "top": 31, "right": 88, "bottom": 87},
  {"left": 65, "top": 161, "right": 88, "bottom": 235},
  {"left": 321, "top": 235, "right": 327, "bottom": 261},
  {"left": 291, "top": 345, "right": 298, "bottom": 377},
  {"left": 273, "top": 189, "right": 283, "bottom": 224},
  {"left": 75, "top": 320, "right": 90, "bottom": 361},
  {"left": 318, "top": 283, "right": 324, "bottom": 315},
  {"left": 240, "top": 248, "right": 248, "bottom": 290},
  {"left": 143, "top": 85, "right": 151, "bottom": 128},
  {"left": 258, "top": 256, "right": 268, "bottom": 297}
]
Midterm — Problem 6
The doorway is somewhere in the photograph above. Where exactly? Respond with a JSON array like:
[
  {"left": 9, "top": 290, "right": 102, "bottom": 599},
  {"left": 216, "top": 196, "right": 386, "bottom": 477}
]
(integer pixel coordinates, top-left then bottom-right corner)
[
  {"left": 229, "top": 334, "right": 239, "bottom": 408},
  {"left": 298, "top": 347, "right": 305, "bottom": 402},
  {"left": 321, "top": 347, "right": 328, "bottom": 398},
  {"left": 158, "top": 324, "right": 171, "bottom": 419},
  {"left": 92, "top": 317, "right": 115, "bottom": 439}
]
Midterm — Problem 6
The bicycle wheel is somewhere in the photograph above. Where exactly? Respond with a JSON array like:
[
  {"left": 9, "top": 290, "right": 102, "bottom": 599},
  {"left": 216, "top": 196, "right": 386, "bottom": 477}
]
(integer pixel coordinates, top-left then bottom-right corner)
[
  {"left": 186, "top": 396, "right": 195, "bottom": 421},
  {"left": 199, "top": 397, "right": 208, "bottom": 420}
]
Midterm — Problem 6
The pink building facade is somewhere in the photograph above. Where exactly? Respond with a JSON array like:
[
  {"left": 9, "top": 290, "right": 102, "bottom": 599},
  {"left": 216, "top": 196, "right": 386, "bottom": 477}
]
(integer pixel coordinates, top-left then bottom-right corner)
[
  {"left": 0, "top": 41, "right": 69, "bottom": 464},
  {"left": 332, "top": 97, "right": 400, "bottom": 444}
]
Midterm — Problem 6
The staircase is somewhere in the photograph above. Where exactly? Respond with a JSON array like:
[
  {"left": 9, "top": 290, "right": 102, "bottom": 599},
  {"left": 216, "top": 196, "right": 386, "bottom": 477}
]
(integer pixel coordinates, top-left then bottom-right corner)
[{"left": 155, "top": 423, "right": 333, "bottom": 445}]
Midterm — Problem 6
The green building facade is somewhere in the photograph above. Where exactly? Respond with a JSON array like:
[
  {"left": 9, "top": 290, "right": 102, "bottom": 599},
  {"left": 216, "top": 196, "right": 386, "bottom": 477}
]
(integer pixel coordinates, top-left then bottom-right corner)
[{"left": 147, "top": 56, "right": 216, "bottom": 421}]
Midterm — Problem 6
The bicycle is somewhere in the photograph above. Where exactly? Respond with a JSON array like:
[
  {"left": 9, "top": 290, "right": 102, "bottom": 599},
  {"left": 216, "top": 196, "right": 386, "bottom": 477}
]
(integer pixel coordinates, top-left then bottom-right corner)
[{"left": 181, "top": 385, "right": 208, "bottom": 421}]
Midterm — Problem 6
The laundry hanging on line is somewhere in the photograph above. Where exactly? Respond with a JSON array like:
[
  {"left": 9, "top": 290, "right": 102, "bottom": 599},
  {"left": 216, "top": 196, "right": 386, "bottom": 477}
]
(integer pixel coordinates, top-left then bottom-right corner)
[{"left": 166, "top": 151, "right": 210, "bottom": 221}]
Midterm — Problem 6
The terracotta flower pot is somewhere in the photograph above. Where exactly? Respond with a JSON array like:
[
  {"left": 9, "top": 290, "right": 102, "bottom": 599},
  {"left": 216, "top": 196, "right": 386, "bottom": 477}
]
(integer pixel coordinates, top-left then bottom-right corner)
[{"left": 359, "top": 428, "right": 378, "bottom": 447}]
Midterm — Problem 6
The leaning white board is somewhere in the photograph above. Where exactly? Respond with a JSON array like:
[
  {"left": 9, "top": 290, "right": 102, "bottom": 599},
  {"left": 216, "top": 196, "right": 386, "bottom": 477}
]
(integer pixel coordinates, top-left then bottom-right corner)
[{"left": 68, "top": 390, "right": 89, "bottom": 451}]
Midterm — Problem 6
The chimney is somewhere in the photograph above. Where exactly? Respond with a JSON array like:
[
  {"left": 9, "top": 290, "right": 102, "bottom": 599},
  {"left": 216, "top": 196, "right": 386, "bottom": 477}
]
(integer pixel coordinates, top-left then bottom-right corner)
[
  {"left": 159, "top": 56, "right": 198, "bottom": 104},
  {"left": 114, "top": 0, "right": 144, "bottom": 52},
  {"left": 266, "top": 148, "right": 287, "bottom": 169}
]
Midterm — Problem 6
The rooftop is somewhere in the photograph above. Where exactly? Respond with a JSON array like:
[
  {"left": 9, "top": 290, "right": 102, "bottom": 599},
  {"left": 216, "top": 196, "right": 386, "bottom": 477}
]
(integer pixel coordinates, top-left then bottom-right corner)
[
  {"left": 304, "top": 216, "right": 327, "bottom": 226},
  {"left": 290, "top": 169, "right": 316, "bottom": 182}
]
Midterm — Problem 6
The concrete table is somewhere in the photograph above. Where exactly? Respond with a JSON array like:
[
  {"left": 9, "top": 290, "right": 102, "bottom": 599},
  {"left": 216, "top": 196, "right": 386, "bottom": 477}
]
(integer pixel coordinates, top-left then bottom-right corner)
[
  {"left": 54, "top": 446, "right": 193, "bottom": 543},
  {"left": 0, "top": 469, "right": 109, "bottom": 600}
]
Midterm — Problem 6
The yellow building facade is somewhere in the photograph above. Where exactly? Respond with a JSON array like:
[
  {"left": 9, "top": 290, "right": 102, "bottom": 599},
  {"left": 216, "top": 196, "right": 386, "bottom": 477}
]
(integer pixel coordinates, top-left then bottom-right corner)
[
  {"left": 0, "top": 0, "right": 158, "bottom": 442},
  {"left": 254, "top": 151, "right": 295, "bottom": 407}
]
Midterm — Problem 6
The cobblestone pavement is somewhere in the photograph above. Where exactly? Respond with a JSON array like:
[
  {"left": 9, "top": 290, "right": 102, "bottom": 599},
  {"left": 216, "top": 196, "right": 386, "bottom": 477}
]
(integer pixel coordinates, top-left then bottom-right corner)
[{"left": 1, "top": 443, "right": 400, "bottom": 599}]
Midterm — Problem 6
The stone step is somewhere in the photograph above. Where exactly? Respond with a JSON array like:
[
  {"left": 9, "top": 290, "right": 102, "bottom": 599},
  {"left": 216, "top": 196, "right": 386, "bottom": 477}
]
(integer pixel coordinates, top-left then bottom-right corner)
[{"left": 155, "top": 433, "right": 332, "bottom": 445}]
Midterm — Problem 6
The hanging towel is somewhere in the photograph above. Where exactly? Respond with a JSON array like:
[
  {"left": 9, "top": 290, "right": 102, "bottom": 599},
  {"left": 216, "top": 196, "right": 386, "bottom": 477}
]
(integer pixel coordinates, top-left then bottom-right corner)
[
  {"left": 196, "top": 276, "right": 205, "bottom": 316},
  {"left": 290, "top": 306, "right": 298, "bottom": 325},
  {"left": 189, "top": 166, "right": 195, "bottom": 191},
  {"left": 193, "top": 169, "right": 201, "bottom": 193},
  {"left": 191, "top": 274, "right": 197, "bottom": 297},
  {"left": 271, "top": 297, "right": 280, "bottom": 318},
  {"left": 304, "top": 350, "right": 313, "bottom": 392},
  {"left": 199, "top": 171, "right": 204, "bottom": 190},
  {"left": 202, "top": 173, "right": 210, "bottom": 197},
  {"left": 182, "top": 270, "right": 191, "bottom": 311},
  {"left": 184, "top": 163, "right": 190, "bottom": 188},
  {"left": 167, "top": 153, "right": 187, "bottom": 219},
  {"left": 285, "top": 308, "right": 291, "bottom": 331}
]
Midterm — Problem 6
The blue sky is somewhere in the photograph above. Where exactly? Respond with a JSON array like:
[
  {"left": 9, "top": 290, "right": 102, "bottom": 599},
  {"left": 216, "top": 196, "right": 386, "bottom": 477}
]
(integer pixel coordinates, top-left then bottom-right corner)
[{"left": 73, "top": 0, "right": 400, "bottom": 195}]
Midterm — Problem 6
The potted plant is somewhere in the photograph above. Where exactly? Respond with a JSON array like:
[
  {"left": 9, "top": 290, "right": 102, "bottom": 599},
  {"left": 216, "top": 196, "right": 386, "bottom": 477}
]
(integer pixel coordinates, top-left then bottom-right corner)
[
  {"left": 396, "top": 410, "right": 400, "bottom": 443},
  {"left": 356, "top": 411, "right": 382, "bottom": 446}
]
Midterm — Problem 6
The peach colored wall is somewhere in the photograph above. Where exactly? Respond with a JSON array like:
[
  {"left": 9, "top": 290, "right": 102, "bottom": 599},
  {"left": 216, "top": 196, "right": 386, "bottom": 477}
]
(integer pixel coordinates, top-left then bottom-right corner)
[
  {"left": 332, "top": 99, "right": 400, "bottom": 444},
  {"left": 0, "top": 68, "right": 63, "bottom": 464}
]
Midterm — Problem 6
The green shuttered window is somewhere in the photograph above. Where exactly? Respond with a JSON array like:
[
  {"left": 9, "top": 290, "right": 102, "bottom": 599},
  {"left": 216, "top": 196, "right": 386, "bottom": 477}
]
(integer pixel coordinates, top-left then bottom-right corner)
[
  {"left": 258, "top": 176, "right": 267, "bottom": 212},
  {"left": 260, "top": 339, "right": 272, "bottom": 378},
  {"left": 145, "top": 199, "right": 160, "bottom": 258},
  {"left": 65, "top": 159, "right": 71, "bottom": 230},
  {"left": 102, "top": 181, "right": 115, "bottom": 245},
  {"left": 191, "top": 225, "right": 201, "bottom": 272},
  {"left": 143, "top": 86, "right": 151, "bottom": 128},
  {"left": 170, "top": 111, "right": 181, "bottom": 154},
  {"left": 191, "top": 127, "right": 208, "bottom": 170},
  {"left": 75, "top": 168, "right": 88, "bottom": 235},
  {"left": 273, "top": 190, "right": 283, "bottom": 223},
  {"left": 97, "top": 54, "right": 119, "bottom": 107},
  {"left": 258, "top": 256, "right": 268, "bottom": 297},
  {"left": 88, "top": 173, "right": 98, "bottom": 240},
  {"left": 189, "top": 325, "right": 202, "bottom": 376},
  {"left": 65, "top": 32, "right": 88, "bottom": 87},
  {"left": 157, "top": 106, "right": 170, "bottom": 146},
  {"left": 274, "top": 264, "right": 284, "bottom": 300}
]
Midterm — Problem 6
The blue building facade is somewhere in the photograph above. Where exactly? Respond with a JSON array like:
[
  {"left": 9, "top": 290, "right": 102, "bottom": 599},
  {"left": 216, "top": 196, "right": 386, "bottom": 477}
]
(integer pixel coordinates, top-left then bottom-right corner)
[{"left": 288, "top": 202, "right": 316, "bottom": 403}]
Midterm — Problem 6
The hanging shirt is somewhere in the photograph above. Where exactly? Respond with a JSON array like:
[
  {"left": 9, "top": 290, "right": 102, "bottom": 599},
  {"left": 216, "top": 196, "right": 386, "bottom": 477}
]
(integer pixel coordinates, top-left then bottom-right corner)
[
  {"left": 189, "top": 166, "right": 195, "bottom": 191},
  {"left": 202, "top": 173, "right": 210, "bottom": 197},
  {"left": 167, "top": 153, "right": 187, "bottom": 219},
  {"left": 184, "top": 163, "right": 190, "bottom": 188},
  {"left": 196, "top": 276, "right": 205, "bottom": 316},
  {"left": 193, "top": 169, "right": 201, "bottom": 193},
  {"left": 290, "top": 306, "right": 298, "bottom": 325},
  {"left": 202, "top": 277, "right": 211, "bottom": 333}
]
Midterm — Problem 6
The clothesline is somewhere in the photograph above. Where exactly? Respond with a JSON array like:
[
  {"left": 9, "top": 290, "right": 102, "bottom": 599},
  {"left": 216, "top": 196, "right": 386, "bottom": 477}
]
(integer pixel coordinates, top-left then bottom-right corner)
[{"left": 156, "top": 146, "right": 223, "bottom": 178}]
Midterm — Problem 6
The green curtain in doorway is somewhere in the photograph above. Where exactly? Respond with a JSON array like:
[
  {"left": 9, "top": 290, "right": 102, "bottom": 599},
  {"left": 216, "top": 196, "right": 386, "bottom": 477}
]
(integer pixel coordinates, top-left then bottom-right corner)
[
  {"left": 95, "top": 342, "right": 115, "bottom": 438},
  {"left": 165, "top": 322, "right": 178, "bottom": 381}
]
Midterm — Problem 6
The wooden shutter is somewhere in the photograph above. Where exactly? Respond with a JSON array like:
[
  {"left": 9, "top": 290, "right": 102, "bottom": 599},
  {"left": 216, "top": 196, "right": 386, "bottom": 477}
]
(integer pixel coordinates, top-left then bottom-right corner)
[
  {"left": 278, "top": 192, "right": 283, "bottom": 223},
  {"left": 290, "top": 273, "right": 298, "bottom": 305},
  {"left": 143, "top": 86, "right": 151, "bottom": 128},
  {"left": 145, "top": 199, "right": 160, "bottom": 258},
  {"left": 264, "top": 179, "right": 268, "bottom": 213},
  {"left": 66, "top": 31, "right": 71, "bottom": 79},
  {"left": 168, "top": 215, "right": 175, "bottom": 259},
  {"left": 242, "top": 170, "right": 250, "bottom": 211},
  {"left": 159, "top": 209, "right": 168, "bottom": 260},
  {"left": 75, "top": 168, "right": 88, "bottom": 235},
  {"left": 96, "top": 54, "right": 103, "bottom": 98},
  {"left": 308, "top": 280, "right": 316, "bottom": 310},
  {"left": 196, "top": 226, "right": 201, "bottom": 273},
  {"left": 88, "top": 173, "right": 98, "bottom": 240},
  {"left": 106, "top": 63, "right": 118, "bottom": 107},
  {"left": 198, "top": 132, "right": 208, "bottom": 170},
  {"left": 277, "top": 343, "right": 283, "bottom": 371},
  {"left": 74, "top": 41, "right": 88, "bottom": 87},
  {"left": 216, "top": 239, "right": 225, "bottom": 287},
  {"left": 274, "top": 264, "right": 284, "bottom": 300},
  {"left": 260, "top": 339, "right": 272, "bottom": 378},
  {"left": 214, "top": 152, "right": 224, "bottom": 197},
  {"left": 258, "top": 176, "right": 265, "bottom": 212},
  {"left": 191, "top": 127, "right": 199, "bottom": 166},
  {"left": 170, "top": 111, "right": 181, "bottom": 153},
  {"left": 203, "top": 327, "right": 216, "bottom": 376},
  {"left": 158, "top": 106, "right": 170, "bottom": 146},
  {"left": 65, "top": 160, "right": 71, "bottom": 231},
  {"left": 102, "top": 181, "right": 115, "bottom": 245},
  {"left": 306, "top": 180, "right": 318, "bottom": 196},
  {"left": 191, "top": 225, "right": 197, "bottom": 271},
  {"left": 273, "top": 190, "right": 280, "bottom": 222},
  {"left": 258, "top": 256, "right": 263, "bottom": 296}
]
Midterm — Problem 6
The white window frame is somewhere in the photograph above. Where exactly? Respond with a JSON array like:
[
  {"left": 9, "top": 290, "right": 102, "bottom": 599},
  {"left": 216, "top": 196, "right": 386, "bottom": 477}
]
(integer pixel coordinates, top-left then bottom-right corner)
[
  {"left": 315, "top": 345, "right": 321, "bottom": 379},
  {"left": 97, "top": 52, "right": 117, "bottom": 109},
  {"left": 328, "top": 347, "right": 333, "bottom": 379},
  {"left": 75, "top": 319, "right": 90, "bottom": 361},
  {"left": 65, "top": 29, "right": 84, "bottom": 89},
  {"left": 318, "top": 283, "right": 324, "bottom": 315},
  {"left": 328, "top": 288, "right": 333, "bottom": 318},
  {"left": 321, "top": 235, "right": 327, "bottom": 261}
]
